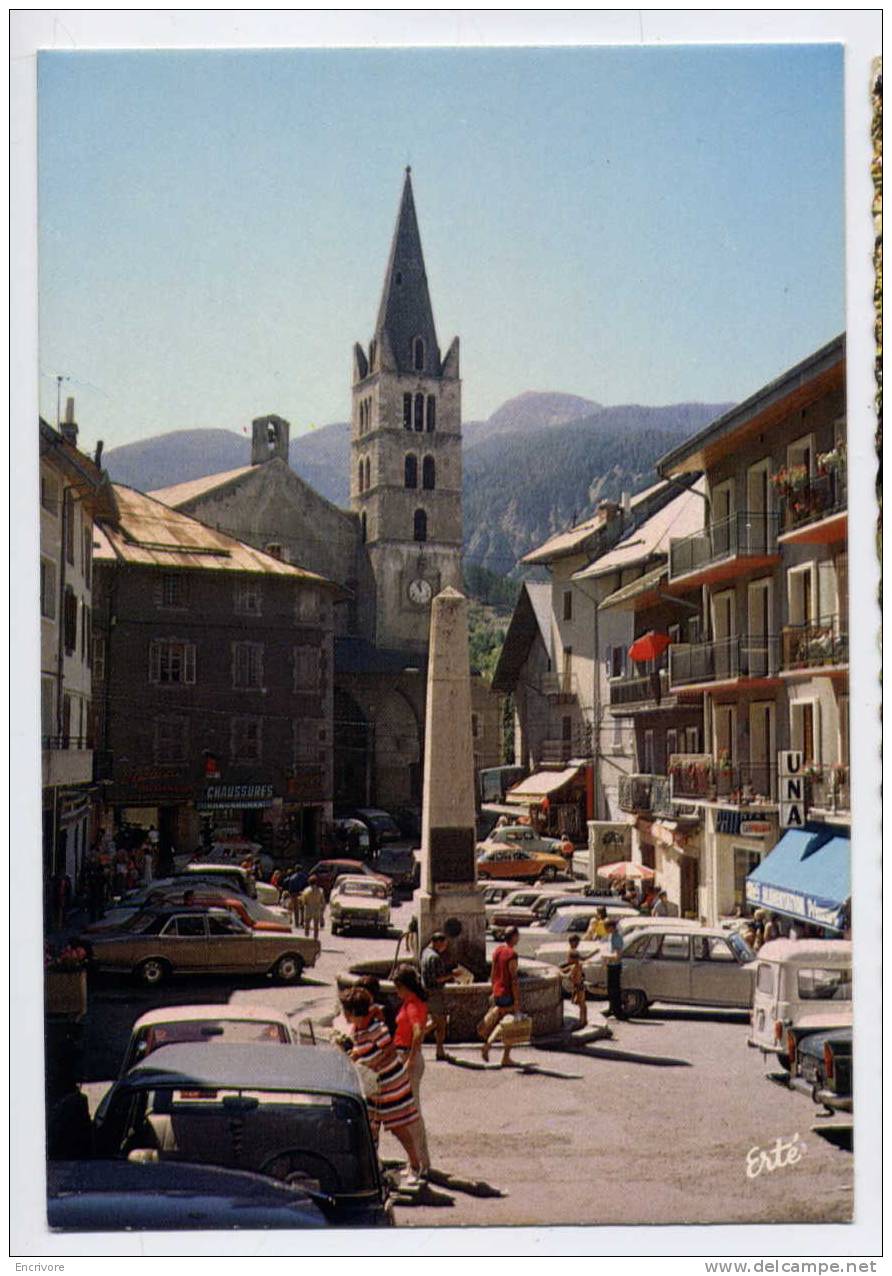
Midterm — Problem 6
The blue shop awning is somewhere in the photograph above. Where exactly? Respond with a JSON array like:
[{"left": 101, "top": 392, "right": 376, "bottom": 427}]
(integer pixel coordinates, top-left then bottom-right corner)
[{"left": 745, "top": 826, "right": 850, "bottom": 932}]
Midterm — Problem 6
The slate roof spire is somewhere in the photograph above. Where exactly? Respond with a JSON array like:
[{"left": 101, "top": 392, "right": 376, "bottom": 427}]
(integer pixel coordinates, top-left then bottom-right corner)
[{"left": 374, "top": 168, "right": 440, "bottom": 376}]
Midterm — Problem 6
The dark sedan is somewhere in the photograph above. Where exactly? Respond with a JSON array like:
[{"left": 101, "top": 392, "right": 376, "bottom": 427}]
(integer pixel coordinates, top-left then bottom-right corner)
[
  {"left": 790, "top": 1027, "right": 853, "bottom": 1113},
  {"left": 48, "top": 1160, "right": 328, "bottom": 1231},
  {"left": 93, "top": 1042, "right": 393, "bottom": 1227}
]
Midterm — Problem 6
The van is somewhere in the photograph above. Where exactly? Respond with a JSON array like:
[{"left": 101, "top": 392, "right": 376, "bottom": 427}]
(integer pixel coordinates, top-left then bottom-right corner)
[
  {"left": 748, "top": 938, "right": 852, "bottom": 1070},
  {"left": 376, "top": 845, "right": 419, "bottom": 892}
]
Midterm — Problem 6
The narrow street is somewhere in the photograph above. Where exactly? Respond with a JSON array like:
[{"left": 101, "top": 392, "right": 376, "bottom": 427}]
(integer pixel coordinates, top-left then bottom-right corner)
[{"left": 75, "top": 892, "right": 853, "bottom": 1229}]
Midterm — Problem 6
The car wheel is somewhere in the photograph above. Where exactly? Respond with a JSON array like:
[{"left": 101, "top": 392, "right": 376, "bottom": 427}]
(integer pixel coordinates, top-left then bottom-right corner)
[
  {"left": 135, "top": 957, "right": 169, "bottom": 988},
  {"left": 274, "top": 953, "right": 306, "bottom": 984},
  {"left": 621, "top": 988, "right": 649, "bottom": 1017}
]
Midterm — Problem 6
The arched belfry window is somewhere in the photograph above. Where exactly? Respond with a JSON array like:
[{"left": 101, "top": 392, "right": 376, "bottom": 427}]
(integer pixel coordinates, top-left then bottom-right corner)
[
  {"left": 403, "top": 393, "right": 412, "bottom": 429},
  {"left": 405, "top": 454, "right": 418, "bottom": 489},
  {"left": 426, "top": 396, "right": 436, "bottom": 432},
  {"left": 357, "top": 459, "right": 364, "bottom": 493},
  {"left": 414, "top": 394, "right": 424, "bottom": 432},
  {"left": 412, "top": 337, "right": 424, "bottom": 371},
  {"left": 422, "top": 456, "right": 436, "bottom": 491},
  {"left": 413, "top": 508, "right": 428, "bottom": 543},
  {"left": 364, "top": 457, "right": 371, "bottom": 492}
]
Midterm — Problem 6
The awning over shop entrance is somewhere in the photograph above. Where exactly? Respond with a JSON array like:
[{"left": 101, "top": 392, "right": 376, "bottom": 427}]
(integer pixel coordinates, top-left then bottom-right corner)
[
  {"left": 505, "top": 765, "right": 583, "bottom": 804},
  {"left": 745, "top": 826, "right": 850, "bottom": 932}
]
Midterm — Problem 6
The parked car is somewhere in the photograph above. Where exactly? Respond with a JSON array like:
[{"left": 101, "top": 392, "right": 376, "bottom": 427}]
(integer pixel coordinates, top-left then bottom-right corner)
[
  {"left": 329, "top": 876, "right": 392, "bottom": 936},
  {"left": 375, "top": 845, "right": 419, "bottom": 892},
  {"left": 93, "top": 1005, "right": 300, "bottom": 1132},
  {"left": 180, "top": 863, "right": 258, "bottom": 899},
  {"left": 486, "top": 885, "right": 569, "bottom": 931},
  {"left": 353, "top": 808, "right": 403, "bottom": 845},
  {"left": 204, "top": 841, "right": 275, "bottom": 877},
  {"left": 476, "top": 846, "right": 568, "bottom": 882},
  {"left": 83, "top": 906, "right": 320, "bottom": 987},
  {"left": 582, "top": 916, "right": 705, "bottom": 994},
  {"left": 87, "top": 884, "right": 293, "bottom": 934},
  {"left": 748, "top": 939, "right": 852, "bottom": 1070},
  {"left": 92, "top": 1042, "right": 394, "bottom": 1226},
  {"left": 478, "top": 825, "right": 563, "bottom": 856},
  {"left": 615, "top": 925, "right": 757, "bottom": 1015},
  {"left": 789, "top": 1027, "right": 852, "bottom": 1114},
  {"left": 512, "top": 904, "right": 638, "bottom": 959},
  {"left": 534, "top": 893, "right": 629, "bottom": 925},
  {"left": 47, "top": 1160, "right": 329, "bottom": 1231},
  {"left": 307, "top": 858, "right": 393, "bottom": 899}
]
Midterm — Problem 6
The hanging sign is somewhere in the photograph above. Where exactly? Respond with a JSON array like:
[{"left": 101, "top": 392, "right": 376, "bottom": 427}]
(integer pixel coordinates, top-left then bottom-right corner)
[{"left": 778, "top": 751, "right": 805, "bottom": 828}]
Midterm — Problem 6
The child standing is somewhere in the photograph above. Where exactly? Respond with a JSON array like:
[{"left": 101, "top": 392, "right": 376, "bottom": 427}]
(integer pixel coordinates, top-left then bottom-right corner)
[{"left": 562, "top": 933, "right": 588, "bottom": 1030}]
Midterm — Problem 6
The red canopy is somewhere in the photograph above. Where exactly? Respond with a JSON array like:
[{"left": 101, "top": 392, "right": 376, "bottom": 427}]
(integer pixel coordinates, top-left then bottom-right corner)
[{"left": 628, "top": 631, "right": 671, "bottom": 662}]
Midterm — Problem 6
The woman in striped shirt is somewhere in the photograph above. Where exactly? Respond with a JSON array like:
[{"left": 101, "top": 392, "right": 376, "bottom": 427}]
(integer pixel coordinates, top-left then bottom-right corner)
[{"left": 342, "top": 986, "right": 426, "bottom": 1183}]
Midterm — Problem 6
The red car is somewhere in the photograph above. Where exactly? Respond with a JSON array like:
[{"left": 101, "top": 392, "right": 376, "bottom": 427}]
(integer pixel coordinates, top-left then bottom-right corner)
[{"left": 308, "top": 859, "right": 393, "bottom": 899}]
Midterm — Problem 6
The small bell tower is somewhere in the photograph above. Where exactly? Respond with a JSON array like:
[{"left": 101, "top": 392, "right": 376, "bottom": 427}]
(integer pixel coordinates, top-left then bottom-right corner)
[{"left": 251, "top": 414, "right": 290, "bottom": 466}]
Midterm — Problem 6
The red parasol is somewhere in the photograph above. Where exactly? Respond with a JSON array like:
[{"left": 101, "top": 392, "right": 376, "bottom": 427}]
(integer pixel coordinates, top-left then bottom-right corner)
[{"left": 627, "top": 631, "right": 672, "bottom": 663}]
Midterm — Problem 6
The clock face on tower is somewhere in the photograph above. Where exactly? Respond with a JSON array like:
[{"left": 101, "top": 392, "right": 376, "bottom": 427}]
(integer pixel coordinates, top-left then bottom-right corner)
[{"left": 407, "top": 577, "right": 433, "bottom": 606}]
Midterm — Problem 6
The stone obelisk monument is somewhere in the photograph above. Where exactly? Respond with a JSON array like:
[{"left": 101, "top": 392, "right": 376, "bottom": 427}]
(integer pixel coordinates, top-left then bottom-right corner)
[{"left": 416, "top": 587, "right": 487, "bottom": 978}]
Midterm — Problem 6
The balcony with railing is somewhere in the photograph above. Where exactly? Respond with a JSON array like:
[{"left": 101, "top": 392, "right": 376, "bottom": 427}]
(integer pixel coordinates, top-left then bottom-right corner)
[
  {"left": 781, "top": 618, "right": 848, "bottom": 674},
  {"left": 777, "top": 464, "right": 847, "bottom": 545},
  {"left": 618, "top": 772, "right": 674, "bottom": 817},
  {"left": 42, "top": 736, "right": 94, "bottom": 788},
  {"left": 540, "top": 670, "right": 580, "bottom": 705},
  {"left": 669, "top": 754, "right": 777, "bottom": 805},
  {"left": 668, "top": 510, "right": 780, "bottom": 587},
  {"left": 608, "top": 667, "right": 677, "bottom": 713},
  {"left": 805, "top": 763, "right": 850, "bottom": 819},
  {"left": 669, "top": 635, "right": 780, "bottom": 690}
]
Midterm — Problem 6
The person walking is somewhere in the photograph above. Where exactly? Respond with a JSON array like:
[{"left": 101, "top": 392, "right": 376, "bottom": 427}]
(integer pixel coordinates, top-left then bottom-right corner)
[
  {"left": 476, "top": 925, "right": 522, "bottom": 1066},
  {"left": 391, "top": 966, "right": 432, "bottom": 1176},
  {"left": 604, "top": 918, "right": 626, "bottom": 1019},
  {"left": 420, "top": 932, "right": 453, "bottom": 1060},
  {"left": 286, "top": 865, "right": 309, "bottom": 929},
  {"left": 342, "top": 986, "right": 427, "bottom": 1186},
  {"left": 651, "top": 890, "right": 669, "bottom": 917},
  {"left": 562, "top": 933, "right": 588, "bottom": 1030},
  {"left": 301, "top": 875, "right": 325, "bottom": 940}
]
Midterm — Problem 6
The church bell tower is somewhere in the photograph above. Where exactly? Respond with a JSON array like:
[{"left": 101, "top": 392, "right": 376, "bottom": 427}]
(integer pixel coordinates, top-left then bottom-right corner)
[{"left": 351, "top": 169, "right": 463, "bottom": 651}]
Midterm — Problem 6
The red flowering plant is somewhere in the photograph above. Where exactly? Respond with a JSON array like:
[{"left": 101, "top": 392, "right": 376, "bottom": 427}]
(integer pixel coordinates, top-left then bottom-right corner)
[{"left": 45, "top": 941, "right": 89, "bottom": 972}]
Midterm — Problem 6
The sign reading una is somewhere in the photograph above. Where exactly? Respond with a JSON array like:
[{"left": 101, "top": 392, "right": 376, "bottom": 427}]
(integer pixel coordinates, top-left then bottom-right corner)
[{"left": 778, "top": 751, "right": 806, "bottom": 828}]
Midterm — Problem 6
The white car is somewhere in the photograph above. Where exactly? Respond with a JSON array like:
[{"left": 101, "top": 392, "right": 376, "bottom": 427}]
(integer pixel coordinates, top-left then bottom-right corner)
[
  {"left": 487, "top": 884, "right": 587, "bottom": 932},
  {"left": 748, "top": 938, "right": 852, "bottom": 1068},
  {"left": 616, "top": 925, "right": 757, "bottom": 1016},
  {"left": 329, "top": 875, "right": 392, "bottom": 936},
  {"left": 478, "top": 825, "right": 564, "bottom": 856},
  {"left": 510, "top": 904, "right": 637, "bottom": 959},
  {"left": 581, "top": 917, "right": 705, "bottom": 993}
]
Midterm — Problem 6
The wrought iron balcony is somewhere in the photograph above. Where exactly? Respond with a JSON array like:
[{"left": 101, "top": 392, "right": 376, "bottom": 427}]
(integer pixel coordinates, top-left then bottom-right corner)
[
  {"left": 618, "top": 772, "right": 674, "bottom": 817},
  {"left": 669, "top": 754, "right": 777, "bottom": 803},
  {"left": 669, "top": 635, "right": 779, "bottom": 687},
  {"left": 781, "top": 619, "right": 848, "bottom": 672},
  {"left": 541, "top": 670, "right": 580, "bottom": 702},
  {"left": 669, "top": 510, "right": 779, "bottom": 583},
  {"left": 608, "top": 668, "right": 671, "bottom": 711},
  {"left": 778, "top": 465, "right": 847, "bottom": 536}
]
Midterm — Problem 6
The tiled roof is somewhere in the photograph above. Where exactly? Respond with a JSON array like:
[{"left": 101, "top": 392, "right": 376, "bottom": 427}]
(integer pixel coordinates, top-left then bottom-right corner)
[
  {"left": 521, "top": 480, "right": 665, "bottom": 565},
  {"left": 95, "top": 484, "right": 338, "bottom": 586},
  {"left": 598, "top": 564, "right": 667, "bottom": 611},
  {"left": 572, "top": 479, "right": 705, "bottom": 581},
  {"left": 148, "top": 465, "right": 255, "bottom": 507}
]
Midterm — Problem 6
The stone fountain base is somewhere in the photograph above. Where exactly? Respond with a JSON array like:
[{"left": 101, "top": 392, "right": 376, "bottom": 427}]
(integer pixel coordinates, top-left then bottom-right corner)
[{"left": 335, "top": 957, "right": 564, "bottom": 1043}]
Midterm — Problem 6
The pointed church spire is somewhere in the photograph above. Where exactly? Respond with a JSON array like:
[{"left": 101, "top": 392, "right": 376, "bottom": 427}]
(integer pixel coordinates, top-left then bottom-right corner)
[{"left": 374, "top": 168, "right": 440, "bottom": 376}]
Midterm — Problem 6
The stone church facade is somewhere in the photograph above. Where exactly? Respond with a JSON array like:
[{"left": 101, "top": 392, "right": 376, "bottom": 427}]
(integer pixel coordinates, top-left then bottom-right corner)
[{"left": 151, "top": 171, "right": 500, "bottom": 814}]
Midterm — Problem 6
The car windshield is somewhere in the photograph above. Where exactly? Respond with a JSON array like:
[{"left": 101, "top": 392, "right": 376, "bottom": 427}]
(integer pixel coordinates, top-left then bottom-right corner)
[
  {"left": 338, "top": 882, "right": 386, "bottom": 899},
  {"left": 727, "top": 933, "right": 756, "bottom": 963},
  {"left": 104, "top": 1086, "right": 379, "bottom": 1196},
  {"left": 797, "top": 967, "right": 852, "bottom": 1001},
  {"left": 135, "top": 1020, "right": 289, "bottom": 1060}
]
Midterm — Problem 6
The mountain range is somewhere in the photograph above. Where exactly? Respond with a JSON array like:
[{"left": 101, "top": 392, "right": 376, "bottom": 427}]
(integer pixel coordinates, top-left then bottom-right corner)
[{"left": 103, "top": 392, "right": 732, "bottom": 574}]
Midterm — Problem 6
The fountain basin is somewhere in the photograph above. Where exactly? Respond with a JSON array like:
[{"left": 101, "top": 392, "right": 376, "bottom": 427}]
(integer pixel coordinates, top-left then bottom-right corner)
[{"left": 335, "top": 957, "right": 564, "bottom": 1042}]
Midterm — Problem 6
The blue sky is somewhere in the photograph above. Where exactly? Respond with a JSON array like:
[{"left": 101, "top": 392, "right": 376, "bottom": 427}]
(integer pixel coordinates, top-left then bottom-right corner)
[{"left": 38, "top": 44, "right": 844, "bottom": 451}]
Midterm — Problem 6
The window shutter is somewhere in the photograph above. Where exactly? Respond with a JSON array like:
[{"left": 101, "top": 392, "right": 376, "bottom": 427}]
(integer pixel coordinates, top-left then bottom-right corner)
[{"left": 149, "top": 641, "right": 160, "bottom": 683}]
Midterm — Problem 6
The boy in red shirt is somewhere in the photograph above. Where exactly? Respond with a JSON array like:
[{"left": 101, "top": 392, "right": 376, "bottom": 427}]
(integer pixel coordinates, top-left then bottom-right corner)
[{"left": 476, "top": 926, "right": 521, "bottom": 1066}]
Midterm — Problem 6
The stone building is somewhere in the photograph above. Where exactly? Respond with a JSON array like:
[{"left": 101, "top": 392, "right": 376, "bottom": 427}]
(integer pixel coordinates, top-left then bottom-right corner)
[
  {"left": 39, "top": 405, "right": 111, "bottom": 883},
  {"left": 92, "top": 484, "right": 341, "bottom": 863},
  {"left": 150, "top": 170, "right": 498, "bottom": 812}
]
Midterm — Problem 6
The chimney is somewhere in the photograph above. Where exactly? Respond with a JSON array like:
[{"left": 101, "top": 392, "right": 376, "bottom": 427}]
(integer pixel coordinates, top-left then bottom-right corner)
[
  {"left": 621, "top": 490, "right": 631, "bottom": 516},
  {"left": 60, "top": 396, "right": 78, "bottom": 446},
  {"left": 598, "top": 499, "right": 621, "bottom": 525},
  {"left": 94, "top": 440, "right": 104, "bottom": 469}
]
